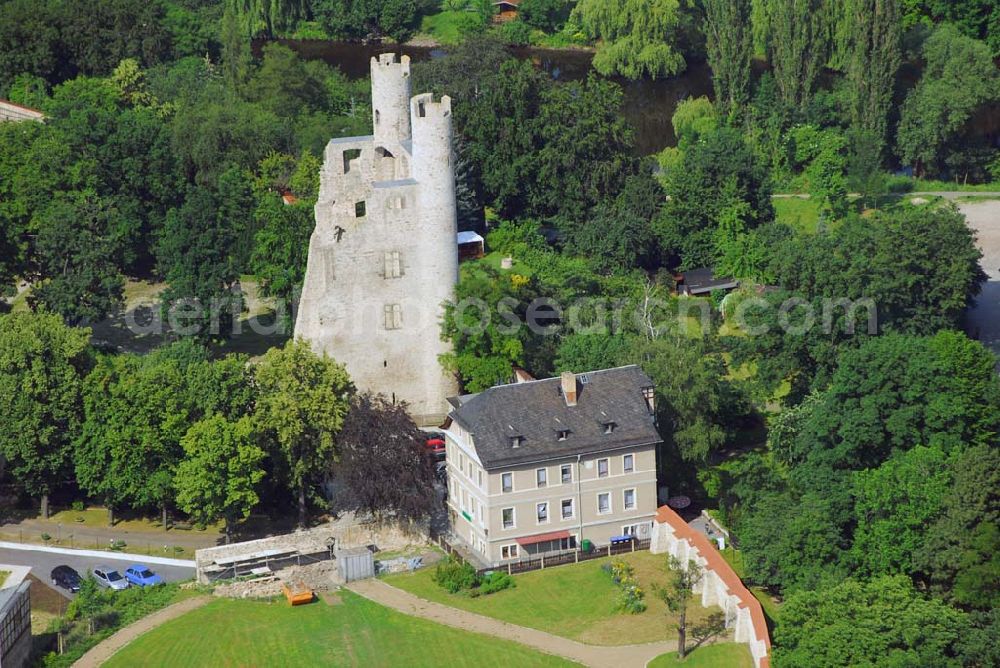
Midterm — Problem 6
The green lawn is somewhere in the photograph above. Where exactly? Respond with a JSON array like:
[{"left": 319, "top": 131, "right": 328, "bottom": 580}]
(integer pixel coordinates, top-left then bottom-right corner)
[
  {"left": 649, "top": 643, "right": 754, "bottom": 668},
  {"left": 104, "top": 591, "right": 576, "bottom": 668},
  {"left": 0, "top": 571, "right": 8, "bottom": 588},
  {"left": 384, "top": 550, "right": 709, "bottom": 646},
  {"left": 773, "top": 197, "right": 821, "bottom": 233},
  {"left": 418, "top": 11, "right": 481, "bottom": 46}
]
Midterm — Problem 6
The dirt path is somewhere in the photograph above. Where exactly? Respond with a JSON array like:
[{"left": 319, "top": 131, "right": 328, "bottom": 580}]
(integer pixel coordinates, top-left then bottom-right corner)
[
  {"left": 0, "top": 518, "right": 221, "bottom": 552},
  {"left": 347, "top": 579, "right": 683, "bottom": 668},
  {"left": 72, "top": 596, "right": 212, "bottom": 668}
]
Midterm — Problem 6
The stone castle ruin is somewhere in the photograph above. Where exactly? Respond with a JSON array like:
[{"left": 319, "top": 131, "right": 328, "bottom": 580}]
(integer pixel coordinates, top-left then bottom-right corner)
[{"left": 295, "top": 54, "right": 458, "bottom": 425}]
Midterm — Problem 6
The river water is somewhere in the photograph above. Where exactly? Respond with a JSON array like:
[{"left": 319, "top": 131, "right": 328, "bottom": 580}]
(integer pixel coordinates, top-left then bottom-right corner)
[{"left": 263, "top": 40, "right": 714, "bottom": 155}]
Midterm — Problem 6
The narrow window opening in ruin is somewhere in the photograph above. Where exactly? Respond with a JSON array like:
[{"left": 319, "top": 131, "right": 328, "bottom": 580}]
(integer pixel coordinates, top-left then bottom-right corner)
[
  {"left": 383, "top": 360, "right": 388, "bottom": 368},
  {"left": 418, "top": 102, "right": 426, "bottom": 118},
  {"left": 375, "top": 109, "right": 380, "bottom": 125},
  {"left": 355, "top": 201, "right": 366, "bottom": 217},
  {"left": 343, "top": 148, "right": 361, "bottom": 173}
]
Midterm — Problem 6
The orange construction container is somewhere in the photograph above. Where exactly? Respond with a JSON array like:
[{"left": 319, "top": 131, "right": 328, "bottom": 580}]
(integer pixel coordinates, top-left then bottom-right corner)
[{"left": 282, "top": 581, "right": 314, "bottom": 606}]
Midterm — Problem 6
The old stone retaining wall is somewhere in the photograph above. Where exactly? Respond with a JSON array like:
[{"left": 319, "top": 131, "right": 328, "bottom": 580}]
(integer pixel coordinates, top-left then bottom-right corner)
[{"left": 651, "top": 505, "right": 771, "bottom": 668}]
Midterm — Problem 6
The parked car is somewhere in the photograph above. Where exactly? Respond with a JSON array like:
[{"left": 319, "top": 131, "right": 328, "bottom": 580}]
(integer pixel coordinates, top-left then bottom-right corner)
[
  {"left": 50, "top": 565, "right": 81, "bottom": 593},
  {"left": 425, "top": 432, "right": 446, "bottom": 460},
  {"left": 124, "top": 564, "right": 163, "bottom": 587},
  {"left": 93, "top": 566, "right": 130, "bottom": 590}
]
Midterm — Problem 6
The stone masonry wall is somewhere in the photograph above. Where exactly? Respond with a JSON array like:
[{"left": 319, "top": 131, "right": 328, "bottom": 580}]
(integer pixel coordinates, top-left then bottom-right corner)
[
  {"left": 650, "top": 505, "right": 771, "bottom": 668},
  {"left": 294, "top": 54, "right": 458, "bottom": 425}
]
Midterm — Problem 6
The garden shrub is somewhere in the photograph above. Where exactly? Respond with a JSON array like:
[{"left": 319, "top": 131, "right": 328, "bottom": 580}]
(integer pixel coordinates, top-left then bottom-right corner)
[
  {"left": 433, "top": 557, "right": 479, "bottom": 593},
  {"left": 479, "top": 571, "right": 515, "bottom": 595}
]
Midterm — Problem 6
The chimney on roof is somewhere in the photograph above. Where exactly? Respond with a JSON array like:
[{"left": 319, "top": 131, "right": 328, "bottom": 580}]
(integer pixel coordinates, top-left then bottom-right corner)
[{"left": 561, "top": 371, "right": 577, "bottom": 407}]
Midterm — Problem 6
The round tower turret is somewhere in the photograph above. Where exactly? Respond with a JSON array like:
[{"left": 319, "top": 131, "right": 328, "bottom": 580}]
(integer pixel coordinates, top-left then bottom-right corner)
[{"left": 370, "top": 53, "right": 411, "bottom": 147}]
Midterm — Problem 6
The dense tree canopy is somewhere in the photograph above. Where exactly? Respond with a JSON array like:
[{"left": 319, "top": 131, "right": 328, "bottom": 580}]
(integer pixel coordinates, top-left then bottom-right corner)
[
  {"left": 897, "top": 23, "right": 1000, "bottom": 178},
  {"left": 774, "top": 576, "right": 971, "bottom": 668}
]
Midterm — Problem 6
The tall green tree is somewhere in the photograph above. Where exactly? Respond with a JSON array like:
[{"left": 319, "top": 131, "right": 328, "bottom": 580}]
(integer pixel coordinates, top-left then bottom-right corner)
[
  {"left": 226, "top": 0, "right": 309, "bottom": 37},
  {"left": 156, "top": 185, "right": 243, "bottom": 339},
  {"left": 766, "top": 0, "right": 830, "bottom": 115},
  {"left": 254, "top": 339, "right": 353, "bottom": 526},
  {"left": 896, "top": 23, "right": 1000, "bottom": 178},
  {"left": 846, "top": 0, "right": 901, "bottom": 164},
  {"left": 175, "top": 414, "right": 265, "bottom": 543},
  {"left": 703, "top": 0, "right": 753, "bottom": 118},
  {"left": 917, "top": 444, "right": 1000, "bottom": 609},
  {"left": 656, "top": 127, "right": 773, "bottom": 268},
  {"left": 0, "top": 312, "right": 91, "bottom": 518},
  {"left": 27, "top": 193, "right": 126, "bottom": 326}
]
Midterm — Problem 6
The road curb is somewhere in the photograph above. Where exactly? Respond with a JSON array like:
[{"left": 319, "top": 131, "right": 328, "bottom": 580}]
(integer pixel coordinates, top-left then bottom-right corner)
[{"left": 0, "top": 541, "right": 195, "bottom": 568}]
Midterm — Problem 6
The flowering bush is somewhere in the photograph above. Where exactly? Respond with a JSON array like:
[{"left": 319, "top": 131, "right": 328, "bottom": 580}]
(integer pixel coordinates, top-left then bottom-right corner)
[{"left": 603, "top": 559, "right": 646, "bottom": 613}]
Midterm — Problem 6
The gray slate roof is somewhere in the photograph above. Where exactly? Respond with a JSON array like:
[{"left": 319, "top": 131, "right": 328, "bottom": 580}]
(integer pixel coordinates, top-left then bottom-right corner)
[{"left": 448, "top": 365, "right": 662, "bottom": 469}]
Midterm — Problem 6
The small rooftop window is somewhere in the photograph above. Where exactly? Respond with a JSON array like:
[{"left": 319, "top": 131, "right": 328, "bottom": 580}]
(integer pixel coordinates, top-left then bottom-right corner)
[
  {"left": 556, "top": 429, "right": 570, "bottom": 441},
  {"left": 602, "top": 421, "right": 617, "bottom": 434},
  {"left": 509, "top": 435, "right": 523, "bottom": 449}
]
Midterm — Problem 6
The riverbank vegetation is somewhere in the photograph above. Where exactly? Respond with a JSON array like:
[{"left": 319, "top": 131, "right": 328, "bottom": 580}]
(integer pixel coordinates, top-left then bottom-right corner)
[{"left": 0, "top": 2, "right": 998, "bottom": 666}]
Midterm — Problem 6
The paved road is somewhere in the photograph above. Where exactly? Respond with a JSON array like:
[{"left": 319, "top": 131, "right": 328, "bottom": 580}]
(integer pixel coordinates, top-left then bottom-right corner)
[
  {"left": 0, "top": 547, "right": 196, "bottom": 598},
  {"left": 959, "top": 200, "right": 1000, "bottom": 356}
]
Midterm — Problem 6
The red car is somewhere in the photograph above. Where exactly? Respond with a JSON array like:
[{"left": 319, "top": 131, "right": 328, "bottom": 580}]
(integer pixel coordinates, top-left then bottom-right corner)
[{"left": 425, "top": 434, "right": 446, "bottom": 459}]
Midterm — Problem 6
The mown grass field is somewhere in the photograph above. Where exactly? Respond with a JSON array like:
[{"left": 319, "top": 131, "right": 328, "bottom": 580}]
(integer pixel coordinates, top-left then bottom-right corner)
[
  {"left": 104, "top": 591, "right": 576, "bottom": 668},
  {"left": 384, "top": 550, "right": 709, "bottom": 646},
  {"left": 649, "top": 643, "right": 755, "bottom": 668}
]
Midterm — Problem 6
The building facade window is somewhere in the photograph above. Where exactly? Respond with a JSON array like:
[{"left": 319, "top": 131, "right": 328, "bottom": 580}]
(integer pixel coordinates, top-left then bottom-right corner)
[
  {"left": 561, "top": 498, "right": 574, "bottom": 519},
  {"left": 597, "top": 458, "right": 609, "bottom": 478},
  {"left": 623, "top": 524, "right": 639, "bottom": 536},
  {"left": 536, "top": 502, "right": 548, "bottom": 523},
  {"left": 383, "top": 251, "right": 402, "bottom": 278},
  {"left": 477, "top": 470, "right": 483, "bottom": 489},
  {"left": 501, "top": 472, "right": 513, "bottom": 493},
  {"left": 623, "top": 453, "right": 634, "bottom": 474},
  {"left": 501, "top": 544, "right": 519, "bottom": 559},
  {"left": 536, "top": 467, "right": 547, "bottom": 488},
  {"left": 502, "top": 507, "right": 515, "bottom": 529},
  {"left": 560, "top": 535, "right": 578, "bottom": 550},
  {"left": 561, "top": 464, "right": 572, "bottom": 484},
  {"left": 624, "top": 488, "right": 636, "bottom": 510},
  {"left": 383, "top": 303, "right": 402, "bottom": 329},
  {"left": 598, "top": 492, "right": 611, "bottom": 514}
]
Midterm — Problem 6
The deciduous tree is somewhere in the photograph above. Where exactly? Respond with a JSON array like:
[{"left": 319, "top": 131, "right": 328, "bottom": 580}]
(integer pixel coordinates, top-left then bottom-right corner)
[
  {"left": 0, "top": 312, "right": 91, "bottom": 518},
  {"left": 333, "top": 393, "right": 436, "bottom": 523},
  {"left": 573, "top": 0, "right": 691, "bottom": 79},
  {"left": 175, "top": 414, "right": 265, "bottom": 542},
  {"left": 254, "top": 339, "right": 353, "bottom": 526},
  {"left": 703, "top": 0, "right": 753, "bottom": 117}
]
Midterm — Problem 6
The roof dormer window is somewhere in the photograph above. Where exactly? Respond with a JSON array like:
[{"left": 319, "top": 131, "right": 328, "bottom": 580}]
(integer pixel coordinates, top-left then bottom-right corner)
[
  {"left": 556, "top": 429, "right": 570, "bottom": 441},
  {"left": 509, "top": 435, "right": 523, "bottom": 448},
  {"left": 602, "top": 421, "right": 617, "bottom": 434}
]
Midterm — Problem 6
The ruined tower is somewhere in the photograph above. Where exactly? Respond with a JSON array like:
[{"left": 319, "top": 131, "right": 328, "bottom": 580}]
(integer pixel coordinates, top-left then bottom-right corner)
[{"left": 294, "top": 54, "right": 459, "bottom": 425}]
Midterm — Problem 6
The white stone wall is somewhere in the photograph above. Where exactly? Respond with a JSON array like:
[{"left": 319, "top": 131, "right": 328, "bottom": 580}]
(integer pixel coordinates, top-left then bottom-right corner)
[
  {"left": 651, "top": 512, "right": 771, "bottom": 668},
  {"left": 295, "top": 54, "right": 458, "bottom": 424}
]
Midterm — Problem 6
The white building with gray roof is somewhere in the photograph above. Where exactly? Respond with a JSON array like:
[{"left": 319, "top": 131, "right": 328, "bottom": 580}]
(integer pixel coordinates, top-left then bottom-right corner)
[{"left": 442, "top": 366, "right": 662, "bottom": 565}]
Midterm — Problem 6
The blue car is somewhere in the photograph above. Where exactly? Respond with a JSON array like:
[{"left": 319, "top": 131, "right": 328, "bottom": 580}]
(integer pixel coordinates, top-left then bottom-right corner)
[{"left": 124, "top": 564, "right": 163, "bottom": 587}]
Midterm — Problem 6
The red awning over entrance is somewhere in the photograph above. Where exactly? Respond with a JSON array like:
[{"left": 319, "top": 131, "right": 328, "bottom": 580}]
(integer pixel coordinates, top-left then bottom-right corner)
[{"left": 515, "top": 530, "right": 571, "bottom": 547}]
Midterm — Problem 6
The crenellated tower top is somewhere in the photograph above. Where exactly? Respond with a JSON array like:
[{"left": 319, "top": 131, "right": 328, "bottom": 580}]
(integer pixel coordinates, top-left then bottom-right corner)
[{"left": 370, "top": 53, "right": 411, "bottom": 147}]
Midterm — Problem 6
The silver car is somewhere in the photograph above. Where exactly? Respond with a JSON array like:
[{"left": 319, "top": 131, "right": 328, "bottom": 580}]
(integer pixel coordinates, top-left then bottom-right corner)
[{"left": 93, "top": 566, "right": 130, "bottom": 590}]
